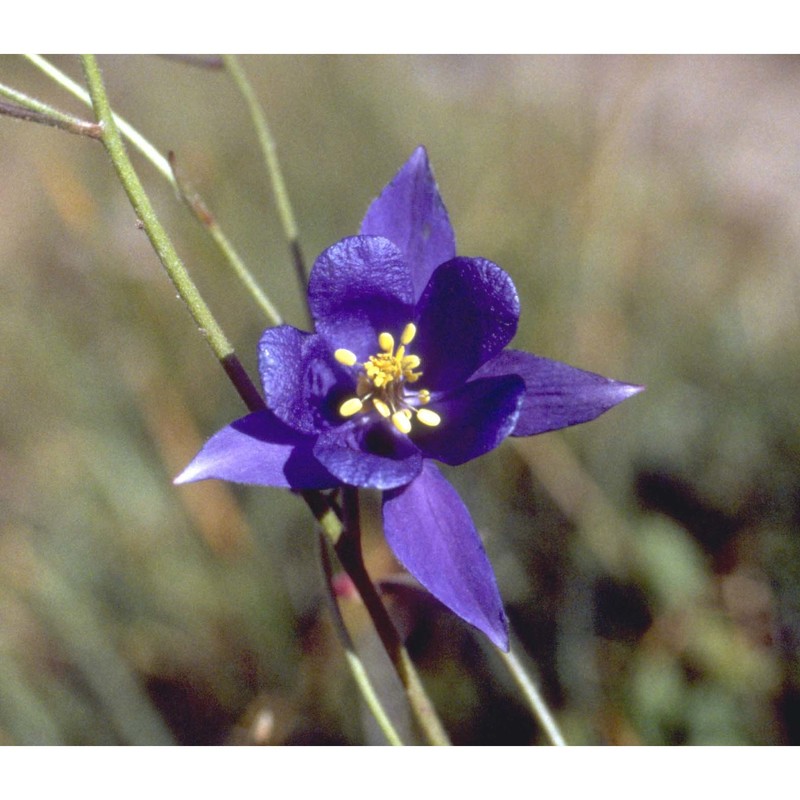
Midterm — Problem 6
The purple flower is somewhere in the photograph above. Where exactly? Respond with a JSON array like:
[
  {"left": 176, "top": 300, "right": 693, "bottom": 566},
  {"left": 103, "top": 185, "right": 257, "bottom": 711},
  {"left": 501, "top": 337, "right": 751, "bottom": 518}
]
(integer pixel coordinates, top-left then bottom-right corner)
[{"left": 175, "top": 147, "right": 642, "bottom": 650}]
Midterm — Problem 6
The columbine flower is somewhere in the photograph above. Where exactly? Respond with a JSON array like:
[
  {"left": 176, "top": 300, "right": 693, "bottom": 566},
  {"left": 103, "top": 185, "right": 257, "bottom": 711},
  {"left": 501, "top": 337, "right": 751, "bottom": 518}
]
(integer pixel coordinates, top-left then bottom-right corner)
[{"left": 175, "top": 147, "right": 642, "bottom": 650}]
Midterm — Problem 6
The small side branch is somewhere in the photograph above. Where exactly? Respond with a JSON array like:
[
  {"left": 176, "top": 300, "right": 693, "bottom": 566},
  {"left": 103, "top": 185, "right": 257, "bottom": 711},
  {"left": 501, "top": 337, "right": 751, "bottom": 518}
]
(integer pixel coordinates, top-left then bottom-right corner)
[
  {"left": 169, "top": 151, "right": 283, "bottom": 327},
  {"left": 0, "top": 88, "right": 102, "bottom": 139}
]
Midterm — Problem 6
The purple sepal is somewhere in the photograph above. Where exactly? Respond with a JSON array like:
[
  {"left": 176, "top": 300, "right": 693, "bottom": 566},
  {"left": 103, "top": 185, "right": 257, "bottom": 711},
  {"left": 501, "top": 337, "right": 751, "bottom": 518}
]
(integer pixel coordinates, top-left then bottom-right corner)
[
  {"left": 360, "top": 146, "right": 456, "bottom": 303},
  {"left": 414, "top": 257, "right": 519, "bottom": 390},
  {"left": 382, "top": 461, "right": 509, "bottom": 650},
  {"left": 174, "top": 411, "right": 340, "bottom": 489},
  {"left": 474, "top": 349, "right": 644, "bottom": 436}
]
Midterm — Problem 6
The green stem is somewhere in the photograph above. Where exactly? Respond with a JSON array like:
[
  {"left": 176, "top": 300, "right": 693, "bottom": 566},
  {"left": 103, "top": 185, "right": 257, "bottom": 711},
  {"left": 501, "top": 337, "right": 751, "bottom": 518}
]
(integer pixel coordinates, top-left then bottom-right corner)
[
  {"left": 0, "top": 82, "right": 101, "bottom": 138},
  {"left": 80, "top": 53, "right": 447, "bottom": 746},
  {"left": 498, "top": 647, "right": 567, "bottom": 746},
  {"left": 223, "top": 55, "right": 309, "bottom": 300},
  {"left": 318, "top": 532, "right": 404, "bottom": 746},
  {"left": 80, "top": 54, "right": 263, "bottom": 414},
  {"left": 169, "top": 152, "right": 283, "bottom": 326},
  {"left": 26, "top": 55, "right": 282, "bottom": 327},
  {"left": 26, "top": 54, "right": 174, "bottom": 185},
  {"left": 335, "top": 488, "right": 451, "bottom": 746}
]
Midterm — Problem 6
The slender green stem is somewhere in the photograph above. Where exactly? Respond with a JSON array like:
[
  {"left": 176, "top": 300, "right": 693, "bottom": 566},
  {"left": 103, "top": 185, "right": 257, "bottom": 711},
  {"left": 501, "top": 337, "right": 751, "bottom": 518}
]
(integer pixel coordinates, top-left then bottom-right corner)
[
  {"left": 80, "top": 54, "right": 264, "bottom": 413},
  {"left": 223, "top": 55, "right": 309, "bottom": 299},
  {"left": 169, "top": 152, "right": 283, "bottom": 326},
  {"left": 303, "top": 488, "right": 451, "bottom": 745},
  {"left": 498, "top": 647, "right": 567, "bottom": 746},
  {"left": 27, "top": 55, "right": 282, "bottom": 326},
  {"left": 80, "top": 53, "right": 447, "bottom": 747},
  {"left": 25, "top": 55, "right": 175, "bottom": 185},
  {"left": 0, "top": 82, "right": 101, "bottom": 137},
  {"left": 318, "top": 533, "right": 404, "bottom": 746},
  {"left": 335, "top": 488, "right": 451, "bottom": 746}
]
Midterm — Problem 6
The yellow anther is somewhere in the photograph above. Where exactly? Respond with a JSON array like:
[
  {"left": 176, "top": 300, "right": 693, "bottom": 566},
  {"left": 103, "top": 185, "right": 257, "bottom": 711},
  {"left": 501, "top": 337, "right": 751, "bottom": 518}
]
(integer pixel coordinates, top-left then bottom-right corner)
[
  {"left": 334, "top": 348, "right": 358, "bottom": 367},
  {"left": 400, "top": 323, "right": 417, "bottom": 345},
  {"left": 333, "top": 324, "right": 438, "bottom": 435},
  {"left": 339, "top": 397, "right": 364, "bottom": 417},
  {"left": 391, "top": 410, "right": 412, "bottom": 434},
  {"left": 416, "top": 408, "right": 441, "bottom": 427},
  {"left": 378, "top": 332, "right": 394, "bottom": 353},
  {"left": 372, "top": 398, "right": 391, "bottom": 418}
]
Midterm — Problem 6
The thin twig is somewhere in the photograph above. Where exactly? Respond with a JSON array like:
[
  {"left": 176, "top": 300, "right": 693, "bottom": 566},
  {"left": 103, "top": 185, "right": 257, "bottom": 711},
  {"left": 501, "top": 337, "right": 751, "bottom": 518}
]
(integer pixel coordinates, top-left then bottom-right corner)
[
  {"left": 80, "top": 54, "right": 263, "bottom": 413},
  {"left": 318, "top": 533, "right": 404, "bottom": 746},
  {"left": 25, "top": 54, "right": 175, "bottom": 186},
  {"left": 498, "top": 647, "right": 567, "bottom": 746},
  {"left": 169, "top": 151, "right": 283, "bottom": 326},
  {"left": 158, "top": 55, "right": 224, "bottom": 70},
  {"left": 0, "top": 88, "right": 102, "bottom": 138},
  {"left": 335, "top": 488, "right": 452, "bottom": 746},
  {"left": 222, "top": 55, "right": 309, "bottom": 303}
]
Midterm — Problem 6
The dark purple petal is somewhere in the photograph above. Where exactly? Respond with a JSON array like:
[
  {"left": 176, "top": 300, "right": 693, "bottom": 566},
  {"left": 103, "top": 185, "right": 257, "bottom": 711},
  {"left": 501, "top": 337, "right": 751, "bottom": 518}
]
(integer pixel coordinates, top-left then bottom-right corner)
[
  {"left": 474, "top": 349, "right": 644, "bottom": 436},
  {"left": 360, "top": 146, "right": 456, "bottom": 303},
  {"left": 308, "top": 236, "right": 415, "bottom": 358},
  {"left": 258, "top": 325, "right": 353, "bottom": 435},
  {"left": 174, "top": 411, "right": 340, "bottom": 489},
  {"left": 382, "top": 461, "right": 509, "bottom": 650},
  {"left": 413, "top": 257, "right": 520, "bottom": 390},
  {"left": 412, "top": 375, "right": 524, "bottom": 465},
  {"left": 313, "top": 421, "right": 423, "bottom": 490}
]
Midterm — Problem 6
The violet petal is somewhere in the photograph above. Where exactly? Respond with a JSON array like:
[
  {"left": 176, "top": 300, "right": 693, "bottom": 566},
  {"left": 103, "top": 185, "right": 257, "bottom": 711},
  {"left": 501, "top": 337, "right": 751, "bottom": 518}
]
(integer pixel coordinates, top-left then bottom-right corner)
[
  {"left": 360, "top": 146, "right": 456, "bottom": 303},
  {"left": 474, "top": 349, "right": 644, "bottom": 436},
  {"left": 412, "top": 375, "right": 524, "bottom": 465},
  {"left": 174, "top": 411, "right": 340, "bottom": 489},
  {"left": 313, "top": 421, "right": 423, "bottom": 490},
  {"left": 382, "top": 461, "right": 509, "bottom": 650},
  {"left": 308, "top": 235, "right": 415, "bottom": 358},
  {"left": 413, "top": 257, "right": 519, "bottom": 391},
  {"left": 258, "top": 325, "right": 352, "bottom": 435}
]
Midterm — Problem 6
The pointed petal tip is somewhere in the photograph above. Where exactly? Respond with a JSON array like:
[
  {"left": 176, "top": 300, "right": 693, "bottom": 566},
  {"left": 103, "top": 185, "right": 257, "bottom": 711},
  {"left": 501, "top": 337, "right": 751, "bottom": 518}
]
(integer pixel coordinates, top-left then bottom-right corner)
[
  {"left": 383, "top": 462, "right": 510, "bottom": 649},
  {"left": 487, "top": 614, "right": 510, "bottom": 651},
  {"left": 623, "top": 382, "right": 646, "bottom": 398},
  {"left": 173, "top": 465, "right": 197, "bottom": 486},
  {"left": 409, "top": 144, "right": 429, "bottom": 164}
]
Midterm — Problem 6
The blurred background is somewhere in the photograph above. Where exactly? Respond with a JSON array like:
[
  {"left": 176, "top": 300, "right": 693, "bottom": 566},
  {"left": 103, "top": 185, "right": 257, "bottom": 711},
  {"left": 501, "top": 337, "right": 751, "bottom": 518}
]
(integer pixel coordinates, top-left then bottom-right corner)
[{"left": 0, "top": 54, "right": 798, "bottom": 745}]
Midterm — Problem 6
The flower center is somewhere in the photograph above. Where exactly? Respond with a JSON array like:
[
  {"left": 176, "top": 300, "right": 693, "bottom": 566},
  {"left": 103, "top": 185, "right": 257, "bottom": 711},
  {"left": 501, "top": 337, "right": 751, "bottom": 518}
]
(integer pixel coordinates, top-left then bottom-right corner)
[{"left": 334, "top": 322, "right": 441, "bottom": 435}]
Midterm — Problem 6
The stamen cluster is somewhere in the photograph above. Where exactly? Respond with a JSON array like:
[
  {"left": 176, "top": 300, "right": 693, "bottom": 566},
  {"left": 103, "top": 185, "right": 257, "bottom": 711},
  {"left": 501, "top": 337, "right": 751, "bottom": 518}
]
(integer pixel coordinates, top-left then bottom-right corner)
[{"left": 334, "top": 322, "right": 441, "bottom": 434}]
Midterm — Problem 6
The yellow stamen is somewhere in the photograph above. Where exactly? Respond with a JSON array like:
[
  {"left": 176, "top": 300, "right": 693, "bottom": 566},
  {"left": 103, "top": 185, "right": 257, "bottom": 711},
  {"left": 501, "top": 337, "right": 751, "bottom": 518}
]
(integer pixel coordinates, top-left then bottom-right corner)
[
  {"left": 372, "top": 398, "right": 391, "bottom": 418},
  {"left": 392, "top": 410, "right": 412, "bottom": 434},
  {"left": 334, "top": 348, "right": 358, "bottom": 367},
  {"left": 335, "top": 323, "right": 438, "bottom": 433},
  {"left": 416, "top": 408, "right": 441, "bottom": 427},
  {"left": 339, "top": 397, "right": 364, "bottom": 417},
  {"left": 400, "top": 323, "right": 417, "bottom": 345},
  {"left": 378, "top": 332, "right": 394, "bottom": 353}
]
